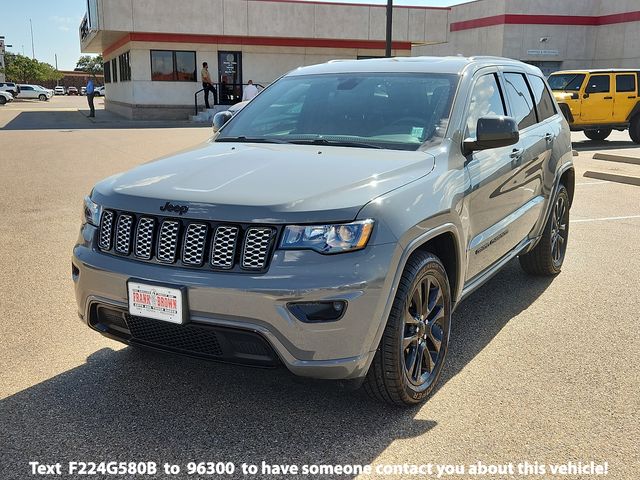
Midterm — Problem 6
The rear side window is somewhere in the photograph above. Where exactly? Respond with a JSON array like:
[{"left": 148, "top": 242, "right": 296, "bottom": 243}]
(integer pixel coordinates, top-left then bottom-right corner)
[
  {"left": 504, "top": 73, "right": 537, "bottom": 130},
  {"left": 528, "top": 75, "right": 556, "bottom": 121},
  {"left": 616, "top": 74, "right": 636, "bottom": 93},
  {"left": 465, "top": 73, "right": 506, "bottom": 138},
  {"left": 585, "top": 75, "right": 610, "bottom": 94}
]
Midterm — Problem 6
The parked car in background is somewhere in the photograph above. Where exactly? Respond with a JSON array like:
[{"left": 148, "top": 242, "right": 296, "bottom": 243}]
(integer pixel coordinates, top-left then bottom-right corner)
[
  {"left": 36, "top": 86, "right": 55, "bottom": 97},
  {"left": 94, "top": 86, "right": 105, "bottom": 97},
  {"left": 67, "top": 86, "right": 79, "bottom": 96},
  {"left": 74, "top": 56, "right": 575, "bottom": 406},
  {"left": 81, "top": 87, "right": 87, "bottom": 95},
  {"left": 17, "top": 85, "right": 53, "bottom": 101},
  {"left": 0, "top": 91, "right": 14, "bottom": 105},
  {"left": 0, "top": 82, "right": 20, "bottom": 98},
  {"left": 549, "top": 69, "right": 640, "bottom": 143},
  {"left": 54, "top": 86, "right": 66, "bottom": 95}
]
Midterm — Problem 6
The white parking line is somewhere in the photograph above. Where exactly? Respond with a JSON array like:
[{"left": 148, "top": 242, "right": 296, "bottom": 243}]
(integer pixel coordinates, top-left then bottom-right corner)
[{"left": 573, "top": 215, "right": 640, "bottom": 223}]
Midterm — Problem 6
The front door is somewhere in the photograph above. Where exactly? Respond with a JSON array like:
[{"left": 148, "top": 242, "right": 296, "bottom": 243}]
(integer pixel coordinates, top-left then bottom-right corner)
[
  {"left": 580, "top": 74, "right": 613, "bottom": 123},
  {"left": 218, "top": 51, "right": 242, "bottom": 105}
]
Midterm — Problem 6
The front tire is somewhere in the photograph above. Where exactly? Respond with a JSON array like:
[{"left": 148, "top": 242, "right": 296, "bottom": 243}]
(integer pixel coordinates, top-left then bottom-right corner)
[
  {"left": 0, "top": 96, "right": 6, "bottom": 105},
  {"left": 38, "top": 94, "right": 47, "bottom": 101},
  {"left": 519, "top": 185, "right": 570, "bottom": 276},
  {"left": 629, "top": 116, "right": 640, "bottom": 144},
  {"left": 584, "top": 128, "right": 612, "bottom": 141},
  {"left": 364, "top": 251, "right": 451, "bottom": 406}
]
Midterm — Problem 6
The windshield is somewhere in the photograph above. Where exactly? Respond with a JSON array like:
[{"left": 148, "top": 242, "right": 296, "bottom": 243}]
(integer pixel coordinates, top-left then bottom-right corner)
[
  {"left": 548, "top": 74, "right": 586, "bottom": 91},
  {"left": 216, "top": 73, "right": 459, "bottom": 151}
]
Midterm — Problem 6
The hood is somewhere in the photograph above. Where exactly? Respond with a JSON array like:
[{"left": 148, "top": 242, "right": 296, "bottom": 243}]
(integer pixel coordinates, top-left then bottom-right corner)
[{"left": 92, "top": 141, "right": 435, "bottom": 223}]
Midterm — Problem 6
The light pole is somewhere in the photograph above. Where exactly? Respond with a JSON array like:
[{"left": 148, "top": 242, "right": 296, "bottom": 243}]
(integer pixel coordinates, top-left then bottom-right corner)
[
  {"left": 30, "top": 18, "right": 35, "bottom": 59},
  {"left": 385, "top": 0, "right": 393, "bottom": 58}
]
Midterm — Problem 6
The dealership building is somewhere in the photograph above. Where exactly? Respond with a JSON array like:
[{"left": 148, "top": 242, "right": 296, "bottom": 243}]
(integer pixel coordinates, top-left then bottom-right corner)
[{"left": 79, "top": 0, "right": 640, "bottom": 119}]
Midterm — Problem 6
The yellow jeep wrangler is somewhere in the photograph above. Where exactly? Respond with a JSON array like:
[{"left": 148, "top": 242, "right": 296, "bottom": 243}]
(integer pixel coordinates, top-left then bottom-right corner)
[{"left": 548, "top": 69, "right": 640, "bottom": 143}]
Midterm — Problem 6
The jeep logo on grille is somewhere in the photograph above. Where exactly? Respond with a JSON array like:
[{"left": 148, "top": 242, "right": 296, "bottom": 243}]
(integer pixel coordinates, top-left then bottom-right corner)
[{"left": 160, "top": 202, "right": 189, "bottom": 215}]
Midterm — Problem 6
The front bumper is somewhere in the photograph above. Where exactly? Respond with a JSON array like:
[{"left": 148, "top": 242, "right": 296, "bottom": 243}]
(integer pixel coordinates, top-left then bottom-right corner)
[{"left": 73, "top": 224, "right": 397, "bottom": 380}]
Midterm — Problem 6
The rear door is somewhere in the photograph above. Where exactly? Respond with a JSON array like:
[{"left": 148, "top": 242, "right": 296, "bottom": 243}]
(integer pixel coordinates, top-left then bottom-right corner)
[
  {"left": 580, "top": 74, "right": 613, "bottom": 122},
  {"left": 19, "top": 86, "right": 35, "bottom": 98},
  {"left": 613, "top": 73, "right": 638, "bottom": 121}
]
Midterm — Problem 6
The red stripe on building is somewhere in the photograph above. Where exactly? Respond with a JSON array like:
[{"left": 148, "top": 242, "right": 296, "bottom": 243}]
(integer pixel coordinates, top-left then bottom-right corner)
[
  {"left": 104, "top": 32, "right": 412, "bottom": 57},
  {"left": 450, "top": 12, "right": 640, "bottom": 31}
]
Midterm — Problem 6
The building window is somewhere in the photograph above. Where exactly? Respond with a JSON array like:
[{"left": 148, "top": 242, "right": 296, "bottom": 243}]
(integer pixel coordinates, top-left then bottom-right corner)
[
  {"left": 118, "top": 51, "right": 131, "bottom": 82},
  {"left": 150, "top": 50, "right": 196, "bottom": 82},
  {"left": 104, "top": 62, "right": 111, "bottom": 83},
  {"left": 111, "top": 58, "right": 118, "bottom": 83}
]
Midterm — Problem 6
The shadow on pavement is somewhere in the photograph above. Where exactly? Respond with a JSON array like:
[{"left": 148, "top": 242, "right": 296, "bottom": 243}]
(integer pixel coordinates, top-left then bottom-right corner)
[
  {"left": 572, "top": 139, "right": 636, "bottom": 151},
  {"left": 1, "top": 111, "right": 207, "bottom": 131},
  {"left": 0, "top": 261, "right": 551, "bottom": 478}
]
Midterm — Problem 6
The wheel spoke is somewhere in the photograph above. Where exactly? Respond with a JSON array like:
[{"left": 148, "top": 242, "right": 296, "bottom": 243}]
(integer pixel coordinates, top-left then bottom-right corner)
[
  {"left": 404, "top": 308, "right": 419, "bottom": 325},
  {"left": 406, "top": 344, "right": 419, "bottom": 378},
  {"left": 421, "top": 278, "right": 431, "bottom": 317},
  {"left": 411, "top": 285, "right": 423, "bottom": 319},
  {"left": 403, "top": 332, "right": 419, "bottom": 350},
  {"left": 413, "top": 342, "right": 425, "bottom": 381},
  {"left": 423, "top": 346, "right": 436, "bottom": 373}
]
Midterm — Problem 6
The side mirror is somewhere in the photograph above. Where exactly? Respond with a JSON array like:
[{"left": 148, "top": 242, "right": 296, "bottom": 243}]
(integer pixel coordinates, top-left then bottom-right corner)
[
  {"left": 212, "top": 111, "right": 233, "bottom": 133},
  {"left": 463, "top": 116, "right": 519, "bottom": 155}
]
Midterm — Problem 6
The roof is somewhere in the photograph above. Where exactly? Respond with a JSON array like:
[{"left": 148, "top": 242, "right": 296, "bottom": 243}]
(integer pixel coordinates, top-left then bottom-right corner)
[
  {"left": 288, "top": 55, "right": 541, "bottom": 76},
  {"left": 550, "top": 69, "right": 640, "bottom": 74}
]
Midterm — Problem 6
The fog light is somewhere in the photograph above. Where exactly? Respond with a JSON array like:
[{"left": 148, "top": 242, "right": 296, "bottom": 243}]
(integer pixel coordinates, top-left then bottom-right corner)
[{"left": 287, "top": 301, "right": 347, "bottom": 323}]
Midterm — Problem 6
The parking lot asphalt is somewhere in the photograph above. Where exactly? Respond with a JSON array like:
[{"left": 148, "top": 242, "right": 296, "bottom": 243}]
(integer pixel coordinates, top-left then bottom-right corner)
[{"left": 1, "top": 99, "right": 639, "bottom": 479}]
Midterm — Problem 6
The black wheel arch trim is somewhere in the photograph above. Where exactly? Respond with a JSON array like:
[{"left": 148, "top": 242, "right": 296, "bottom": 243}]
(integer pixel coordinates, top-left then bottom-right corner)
[
  {"left": 626, "top": 101, "right": 640, "bottom": 122},
  {"left": 363, "top": 223, "right": 462, "bottom": 374},
  {"left": 558, "top": 103, "right": 574, "bottom": 123}
]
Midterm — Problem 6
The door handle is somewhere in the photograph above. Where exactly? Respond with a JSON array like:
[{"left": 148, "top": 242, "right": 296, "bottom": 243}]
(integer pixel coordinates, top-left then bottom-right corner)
[
  {"left": 510, "top": 148, "right": 524, "bottom": 159},
  {"left": 604, "top": 96, "right": 613, "bottom": 100},
  {"left": 544, "top": 133, "right": 553, "bottom": 142},
  {"left": 628, "top": 96, "right": 636, "bottom": 99}
]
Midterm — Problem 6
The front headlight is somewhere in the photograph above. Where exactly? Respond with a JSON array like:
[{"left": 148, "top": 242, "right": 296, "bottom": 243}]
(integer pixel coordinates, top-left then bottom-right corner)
[
  {"left": 82, "top": 196, "right": 102, "bottom": 226},
  {"left": 280, "top": 219, "right": 374, "bottom": 254}
]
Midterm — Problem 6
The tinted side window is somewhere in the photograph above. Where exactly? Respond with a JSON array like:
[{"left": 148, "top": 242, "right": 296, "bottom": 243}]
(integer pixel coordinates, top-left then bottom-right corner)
[
  {"left": 528, "top": 75, "right": 556, "bottom": 121},
  {"left": 616, "top": 74, "right": 636, "bottom": 93},
  {"left": 585, "top": 75, "right": 610, "bottom": 93},
  {"left": 466, "top": 73, "right": 506, "bottom": 138},
  {"left": 504, "top": 73, "right": 536, "bottom": 129}
]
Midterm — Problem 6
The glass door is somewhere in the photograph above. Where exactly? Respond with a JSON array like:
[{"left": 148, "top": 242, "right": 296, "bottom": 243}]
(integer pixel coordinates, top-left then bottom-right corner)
[{"left": 218, "top": 51, "right": 242, "bottom": 105}]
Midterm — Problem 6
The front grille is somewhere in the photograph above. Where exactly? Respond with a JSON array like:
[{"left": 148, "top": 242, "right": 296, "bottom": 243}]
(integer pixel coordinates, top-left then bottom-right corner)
[{"left": 97, "top": 210, "right": 277, "bottom": 272}]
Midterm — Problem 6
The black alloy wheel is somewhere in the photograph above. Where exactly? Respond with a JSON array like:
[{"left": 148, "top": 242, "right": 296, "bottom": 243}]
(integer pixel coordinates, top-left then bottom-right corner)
[{"left": 403, "top": 273, "right": 446, "bottom": 387}]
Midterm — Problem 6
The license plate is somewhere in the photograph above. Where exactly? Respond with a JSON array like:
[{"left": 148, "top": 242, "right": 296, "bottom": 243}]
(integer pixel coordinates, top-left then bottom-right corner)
[{"left": 127, "top": 281, "right": 184, "bottom": 324}]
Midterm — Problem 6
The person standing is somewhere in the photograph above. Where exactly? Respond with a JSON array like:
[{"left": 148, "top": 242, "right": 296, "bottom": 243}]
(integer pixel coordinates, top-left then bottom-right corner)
[
  {"left": 86, "top": 77, "right": 95, "bottom": 117},
  {"left": 201, "top": 62, "right": 218, "bottom": 108},
  {"left": 242, "top": 80, "right": 259, "bottom": 101}
]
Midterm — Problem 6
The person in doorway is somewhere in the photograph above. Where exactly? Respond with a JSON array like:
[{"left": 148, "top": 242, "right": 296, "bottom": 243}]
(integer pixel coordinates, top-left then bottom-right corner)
[
  {"left": 86, "top": 77, "right": 95, "bottom": 117},
  {"left": 201, "top": 62, "right": 218, "bottom": 108},
  {"left": 242, "top": 80, "right": 259, "bottom": 101}
]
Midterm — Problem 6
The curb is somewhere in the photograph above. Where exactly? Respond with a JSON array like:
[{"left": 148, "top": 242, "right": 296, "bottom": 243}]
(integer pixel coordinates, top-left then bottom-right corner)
[
  {"left": 592, "top": 153, "right": 640, "bottom": 165},
  {"left": 583, "top": 171, "right": 640, "bottom": 187}
]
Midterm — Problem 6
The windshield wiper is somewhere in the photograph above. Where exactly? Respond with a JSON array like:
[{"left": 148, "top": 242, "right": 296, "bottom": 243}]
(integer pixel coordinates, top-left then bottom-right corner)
[
  {"left": 289, "top": 138, "right": 382, "bottom": 149},
  {"left": 216, "top": 136, "right": 289, "bottom": 144}
]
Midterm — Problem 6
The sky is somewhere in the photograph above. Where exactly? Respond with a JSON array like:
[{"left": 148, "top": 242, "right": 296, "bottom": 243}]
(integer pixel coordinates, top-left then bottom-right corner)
[{"left": 1, "top": 0, "right": 467, "bottom": 71}]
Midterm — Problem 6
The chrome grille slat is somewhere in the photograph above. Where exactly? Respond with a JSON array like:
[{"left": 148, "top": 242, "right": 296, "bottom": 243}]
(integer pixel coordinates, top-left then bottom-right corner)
[
  {"left": 182, "top": 223, "right": 208, "bottom": 265},
  {"left": 114, "top": 214, "right": 133, "bottom": 254},
  {"left": 211, "top": 226, "right": 239, "bottom": 269},
  {"left": 157, "top": 220, "right": 180, "bottom": 263},
  {"left": 242, "top": 228, "right": 274, "bottom": 270},
  {"left": 134, "top": 217, "right": 155, "bottom": 259},
  {"left": 98, "top": 210, "right": 114, "bottom": 250}
]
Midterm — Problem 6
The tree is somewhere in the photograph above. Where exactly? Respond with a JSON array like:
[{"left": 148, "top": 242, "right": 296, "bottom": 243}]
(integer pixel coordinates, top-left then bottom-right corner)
[
  {"left": 75, "top": 55, "right": 103, "bottom": 74},
  {"left": 0, "top": 53, "right": 63, "bottom": 83},
  {"left": 0, "top": 53, "right": 39, "bottom": 83}
]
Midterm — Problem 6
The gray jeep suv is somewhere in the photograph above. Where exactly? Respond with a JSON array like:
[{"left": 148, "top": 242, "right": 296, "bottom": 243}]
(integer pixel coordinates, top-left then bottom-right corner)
[{"left": 73, "top": 56, "right": 574, "bottom": 406}]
